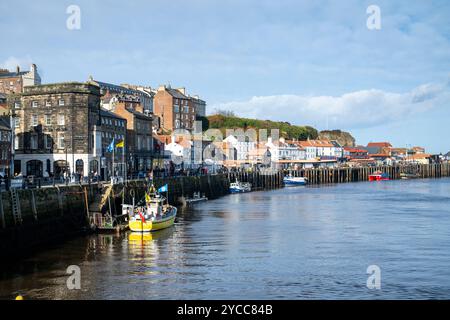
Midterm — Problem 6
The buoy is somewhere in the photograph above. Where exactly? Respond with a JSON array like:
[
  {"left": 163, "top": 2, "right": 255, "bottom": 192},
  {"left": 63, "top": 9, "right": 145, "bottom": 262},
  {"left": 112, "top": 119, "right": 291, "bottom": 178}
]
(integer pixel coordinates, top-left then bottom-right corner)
[{"left": 15, "top": 295, "right": 24, "bottom": 300}]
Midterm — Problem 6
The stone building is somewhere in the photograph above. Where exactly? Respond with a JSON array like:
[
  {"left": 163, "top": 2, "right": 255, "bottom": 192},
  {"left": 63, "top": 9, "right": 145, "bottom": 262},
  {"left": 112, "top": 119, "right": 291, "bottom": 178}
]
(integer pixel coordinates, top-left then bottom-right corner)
[
  {"left": 98, "top": 108, "right": 127, "bottom": 179},
  {"left": 14, "top": 82, "right": 102, "bottom": 179},
  {"left": 0, "top": 64, "right": 41, "bottom": 95},
  {"left": 0, "top": 116, "right": 12, "bottom": 175},
  {"left": 153, "top": 85, "right": 197, "bottom": 132}
]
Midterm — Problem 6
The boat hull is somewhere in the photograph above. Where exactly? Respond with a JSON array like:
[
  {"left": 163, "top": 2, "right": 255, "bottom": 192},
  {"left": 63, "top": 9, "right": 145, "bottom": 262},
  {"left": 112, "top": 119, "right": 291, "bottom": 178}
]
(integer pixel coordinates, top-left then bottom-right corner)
[
  {"left": 369, "top": 175, "right": 390, "bottom": 181},
  {"left": 129, "top": 208, "right": 177, "bottom": 232},
  {"left": 283, "top": 178, "right": 307, "bottom": 186},
  {"left": 230, "top": 187, "right": 248, "bottom": 193}
]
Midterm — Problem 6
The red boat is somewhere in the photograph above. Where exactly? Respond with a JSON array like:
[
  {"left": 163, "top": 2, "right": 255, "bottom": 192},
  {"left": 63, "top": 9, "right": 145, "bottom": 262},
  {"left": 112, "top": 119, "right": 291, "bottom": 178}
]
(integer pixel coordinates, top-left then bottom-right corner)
[{"left": 369, "top": 171, "right": 390, "bottom": 181}]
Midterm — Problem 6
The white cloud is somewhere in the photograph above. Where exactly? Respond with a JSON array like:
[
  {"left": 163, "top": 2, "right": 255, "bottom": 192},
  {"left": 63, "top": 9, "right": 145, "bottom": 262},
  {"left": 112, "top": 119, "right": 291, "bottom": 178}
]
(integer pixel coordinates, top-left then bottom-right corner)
[
  {"left": 0, "top": 56, "right": 33, "bottom": 71},
  {"left": 210, "top": 81, "right": 450, "bottom": 130}
]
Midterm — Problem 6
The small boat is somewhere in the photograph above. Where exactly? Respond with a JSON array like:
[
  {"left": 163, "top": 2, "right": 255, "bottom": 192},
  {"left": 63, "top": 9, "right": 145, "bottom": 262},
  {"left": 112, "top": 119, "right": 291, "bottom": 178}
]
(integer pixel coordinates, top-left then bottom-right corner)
[
  {"left": 283, "top": 175, "right": 308, "bottom": 186},
  {"left": 369, "top": 171, "right": 390, "bottom": 181},
  {"left": 185, "top": 192, "right": 208, "bottom": 205},
  {"left": 400, "top": 172, "right": 421, "bottom": 180},
  {"left": 127, "top": 188, "right": 177, "bottom": 232},
  {"left": 229, "top": 181, "right": 252, "bottom": 193}
]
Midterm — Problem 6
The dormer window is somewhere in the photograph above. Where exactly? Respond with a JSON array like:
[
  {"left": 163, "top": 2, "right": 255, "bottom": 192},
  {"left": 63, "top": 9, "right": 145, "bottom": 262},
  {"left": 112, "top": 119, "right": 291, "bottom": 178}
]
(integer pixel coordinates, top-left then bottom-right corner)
[
  {"left": 58, "top": 99, "right": 65, "bottom": 106},
  {"left": 46, "top": 101, "right": 51, "bottom": 107},
  {"left": 32, "top": 101, "right": 38, "bottom": 108}
]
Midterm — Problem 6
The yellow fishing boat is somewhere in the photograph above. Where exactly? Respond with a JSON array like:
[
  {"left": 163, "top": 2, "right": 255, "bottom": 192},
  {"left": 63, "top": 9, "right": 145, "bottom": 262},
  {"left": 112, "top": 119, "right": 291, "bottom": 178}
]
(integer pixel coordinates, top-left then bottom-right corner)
[{"left": 127, "top": 186, "right": 177, "bottom": 232}]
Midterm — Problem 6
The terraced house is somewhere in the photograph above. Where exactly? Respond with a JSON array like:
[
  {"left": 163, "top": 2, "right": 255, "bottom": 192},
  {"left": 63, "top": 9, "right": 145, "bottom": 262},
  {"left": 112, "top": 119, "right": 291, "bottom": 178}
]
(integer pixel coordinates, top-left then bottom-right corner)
[
  {"left": 0, "top": 64, "right": 41, "bottom": 95},
  {"left": 153, "top": 85, "right": 198, "bottom": 132},
  {"left": 92, "top": 80, "right": 154, "bottom": 174}
]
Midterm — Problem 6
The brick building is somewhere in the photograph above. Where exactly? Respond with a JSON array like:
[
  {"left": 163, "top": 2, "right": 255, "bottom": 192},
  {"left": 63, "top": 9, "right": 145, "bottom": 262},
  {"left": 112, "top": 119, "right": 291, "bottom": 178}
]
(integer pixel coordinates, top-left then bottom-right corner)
[
  {"left": 113, "top": 100, "right": 154, "bottom": 174},
  {"left": 190, "top": 95, "right": 206, "bottom": 117},
  {"left": 153, "top": 85, "right": 197, "bottom": 132},
  {"left": 14, "top": 82, "right": 102, "bottom": 179},
  {"left": 0, "top": 64, "right": 41, "bottom": 95}
]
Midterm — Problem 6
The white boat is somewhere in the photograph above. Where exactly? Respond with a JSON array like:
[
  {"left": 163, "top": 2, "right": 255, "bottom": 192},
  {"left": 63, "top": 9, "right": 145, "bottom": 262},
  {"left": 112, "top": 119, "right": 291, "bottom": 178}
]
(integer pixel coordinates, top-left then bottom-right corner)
[
  {"left": 230, "top": 181, "right": 252, "bottom": 193},
  {"left": 283, "top": 176, "right": 308, "bottom": 186},
  {"left": 185, "top": 192, "right": 208, "bottom": 205}
]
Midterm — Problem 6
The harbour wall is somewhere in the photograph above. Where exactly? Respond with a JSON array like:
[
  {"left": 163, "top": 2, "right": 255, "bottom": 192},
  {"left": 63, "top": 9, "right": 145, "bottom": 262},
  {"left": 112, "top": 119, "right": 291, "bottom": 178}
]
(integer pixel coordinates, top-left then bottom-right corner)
[
  {"left": 283, "top": 163, "right": 450, "bottom": 185},
  {"left": 0, "top": 174, "right": 231, "bottom": 259}
]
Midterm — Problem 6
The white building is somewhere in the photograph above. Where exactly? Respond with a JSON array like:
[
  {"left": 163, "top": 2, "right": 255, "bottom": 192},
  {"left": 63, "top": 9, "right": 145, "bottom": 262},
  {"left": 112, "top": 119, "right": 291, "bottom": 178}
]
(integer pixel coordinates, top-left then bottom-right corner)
[
  {"left": 298, "top": 140, "right": 337, "bottom": 160},
  {"left": 266, "top": 137, "right": 306, "bottom": 162},
  {"left": 223, "top": 134, "right": 257, "bottom": 161}
]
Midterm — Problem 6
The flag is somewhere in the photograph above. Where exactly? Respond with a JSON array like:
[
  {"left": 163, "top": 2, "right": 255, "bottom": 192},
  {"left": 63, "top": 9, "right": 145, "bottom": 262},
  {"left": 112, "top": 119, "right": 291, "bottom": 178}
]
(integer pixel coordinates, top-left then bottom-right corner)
[
  {"left": 158, "top": 184, "right": 168, "bottom": 193},
  {"left": 106, "top": 138, "right": 115, "bottom": 153},
  {"left": 138, "top": 210, "right": 146, "bottom": 223},
  {"left": 116, "top": 140, "right": 124, "bottom": 148}
]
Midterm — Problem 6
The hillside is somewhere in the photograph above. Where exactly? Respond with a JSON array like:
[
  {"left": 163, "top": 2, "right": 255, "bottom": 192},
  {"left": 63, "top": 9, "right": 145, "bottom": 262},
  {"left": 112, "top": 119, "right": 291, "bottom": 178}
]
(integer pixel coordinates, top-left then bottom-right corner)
[
  {"left": 319, "top": 130, "right": 356, "bottom": 147},
  {"left": 207, "top": 114, "right": 319, "bottom": 140}
]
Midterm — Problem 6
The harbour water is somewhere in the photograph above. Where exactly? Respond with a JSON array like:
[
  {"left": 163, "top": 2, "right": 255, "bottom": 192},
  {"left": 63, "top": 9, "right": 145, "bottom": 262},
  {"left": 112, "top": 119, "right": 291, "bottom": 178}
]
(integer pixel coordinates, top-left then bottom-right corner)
[{"left": 1, "top": 178, "right": 450, "bottom": 300}]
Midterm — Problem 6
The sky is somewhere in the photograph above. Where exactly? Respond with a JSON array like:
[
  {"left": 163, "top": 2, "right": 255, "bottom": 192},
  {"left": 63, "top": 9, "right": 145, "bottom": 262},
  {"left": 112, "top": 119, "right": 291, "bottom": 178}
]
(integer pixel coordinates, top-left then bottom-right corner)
[{"left": 1, "top": 0, "right": 449, "bottom": 153}]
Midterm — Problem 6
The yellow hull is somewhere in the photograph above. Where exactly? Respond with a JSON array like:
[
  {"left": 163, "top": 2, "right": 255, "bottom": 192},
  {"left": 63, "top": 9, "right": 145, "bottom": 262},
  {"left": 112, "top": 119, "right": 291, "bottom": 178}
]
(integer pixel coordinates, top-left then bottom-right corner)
[{"left": 129, "top": 215, "right": 176, "bottom": 232}]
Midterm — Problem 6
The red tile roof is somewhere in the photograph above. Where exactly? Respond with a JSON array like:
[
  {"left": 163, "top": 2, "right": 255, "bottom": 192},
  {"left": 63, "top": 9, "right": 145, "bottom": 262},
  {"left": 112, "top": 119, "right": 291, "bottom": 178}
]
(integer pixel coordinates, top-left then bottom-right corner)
[
  {"left": 298, "top": 140, "right": 334, "bottom": 148},
  {"left": 367, "top": 142, "right": 392, "bottom": 148}
]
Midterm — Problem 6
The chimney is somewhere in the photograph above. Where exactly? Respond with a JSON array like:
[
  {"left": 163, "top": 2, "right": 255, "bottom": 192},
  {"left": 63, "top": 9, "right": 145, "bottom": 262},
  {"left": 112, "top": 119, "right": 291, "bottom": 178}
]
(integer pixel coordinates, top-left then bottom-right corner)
[
  {"left": 176, "top": 87, "right": 186, "bottom": 95},
  {"left": 31, "top": 63, "right": 37, "bottom": 72},
  {"left": 158, "top": 85, "right": 166, "bottom": 91},
  {"left": 16, "top": 65, "right": 20, "bottom": 74}
]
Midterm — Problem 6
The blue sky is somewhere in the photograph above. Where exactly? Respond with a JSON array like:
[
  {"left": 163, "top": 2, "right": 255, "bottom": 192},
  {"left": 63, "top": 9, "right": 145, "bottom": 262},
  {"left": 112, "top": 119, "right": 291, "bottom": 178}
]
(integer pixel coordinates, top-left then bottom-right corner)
[{"left": 1, "top": 0, "right": 449, "bottom": 152}]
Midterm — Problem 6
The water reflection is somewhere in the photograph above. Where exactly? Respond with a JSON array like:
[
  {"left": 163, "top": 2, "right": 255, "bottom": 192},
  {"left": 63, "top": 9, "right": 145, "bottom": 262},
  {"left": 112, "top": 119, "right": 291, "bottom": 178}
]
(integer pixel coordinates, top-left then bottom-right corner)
[{"left": 1, "top": 178, "right": 450, "bottom": 299}]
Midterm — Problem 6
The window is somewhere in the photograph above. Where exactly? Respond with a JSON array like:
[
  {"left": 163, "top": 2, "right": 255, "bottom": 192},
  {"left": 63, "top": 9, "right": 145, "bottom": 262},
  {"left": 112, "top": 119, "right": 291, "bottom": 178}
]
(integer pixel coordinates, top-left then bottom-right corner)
[
  {"left": 31, "top": 115, "right": 38, "bottom": 126},
  {"left": 58, "top": 114, "right": 65, "bottom": 126},
  {"left": 14, "top": 102, "right": 20, "bottom": 109},
  {"left": 58, "top": 133, "right": 65, "bottom": 149},
  {"left": 32, "top": 101, "right": 38, "bottom": 108},
  {"left": 30, "top": 135, "right": 38, "bottom": 150},
  {"left": 14, "top": 136, "right": 19, "bottom": 150},
  {"left": 174, "top": 105, "right": 179, "bottom": 113},
  {"left": 14, "top": 118, "right": 20, "bottom": 128},
  {"left": 44, "top": 135, "right": 52, "bottom": 149},
  {"left": 58, "top": 99, "right": 65, "bottom": 106},
  {"left": 45, "top": 115, "right": 52, "bottom": 126},
  {"left": 46, "top": 101, "right": 51, "bottom": 107}
]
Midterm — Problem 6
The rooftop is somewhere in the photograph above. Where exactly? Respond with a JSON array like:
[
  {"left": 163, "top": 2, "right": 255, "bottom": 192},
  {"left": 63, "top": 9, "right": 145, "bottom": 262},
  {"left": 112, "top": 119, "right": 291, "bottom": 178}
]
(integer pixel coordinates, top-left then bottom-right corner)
[
  {"left": 367, "top": 142, "right": 392, "bottom": 148},
  {"left": 297, "top": 140, "right": 334, "bottom": 148},
  {"left": 100, "top": 108, "right": 127, "bottom": 120}
]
